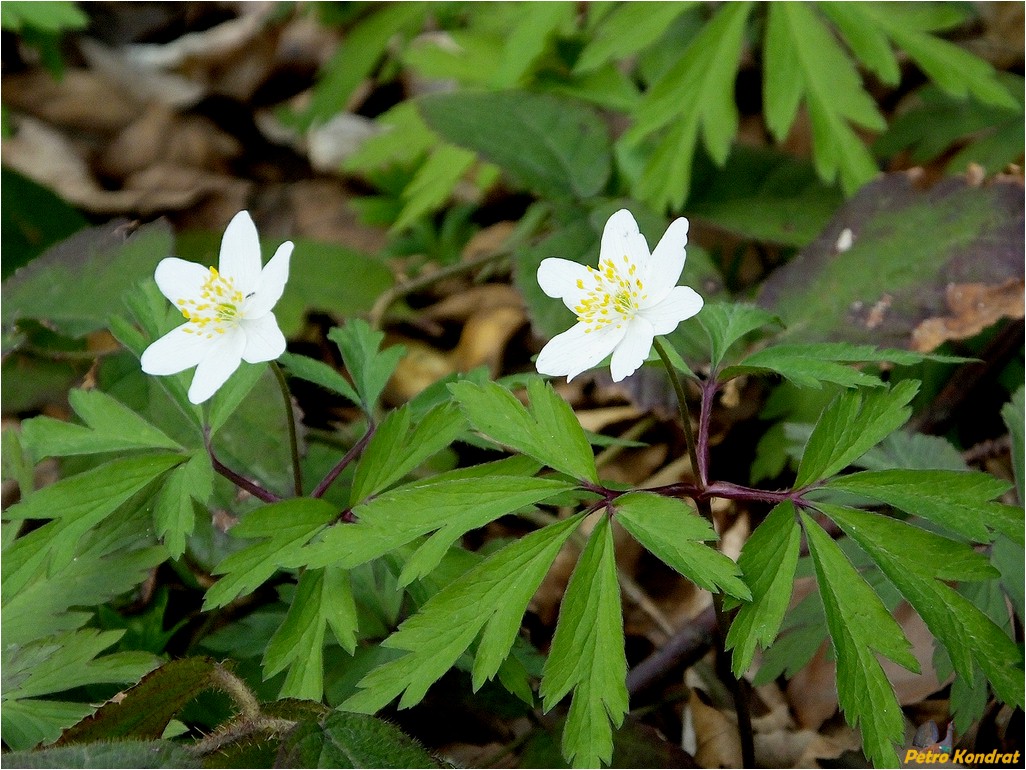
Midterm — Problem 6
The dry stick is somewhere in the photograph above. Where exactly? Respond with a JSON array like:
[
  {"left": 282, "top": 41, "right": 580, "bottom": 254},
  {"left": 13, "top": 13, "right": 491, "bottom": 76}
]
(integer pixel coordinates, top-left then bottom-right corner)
[
  {"left": 368, "top": 249, "right": 511, "bottom": 330},
  {"left": 651, "top": 338, "right": 755, "bottom": 769}
]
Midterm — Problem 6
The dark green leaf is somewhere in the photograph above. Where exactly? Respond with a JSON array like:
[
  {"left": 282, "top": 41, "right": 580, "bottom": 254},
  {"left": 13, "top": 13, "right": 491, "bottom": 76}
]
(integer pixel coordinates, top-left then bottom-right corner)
[
  {"left": 574, "top": 3, "right": 693, "bottom": 75},
  {"left": 419, "top": 90, "right": 612, "bottom": 200},
  {"left": 725, "top": 502, "right": 801, "bottom": 675},
  {"left": 540, "top": 515, "right": 627, "bottom": 768},
  {"left": 1, "top": 740, "right": 199, "bottom": 769},
  {"left": 280, "top": 352, "right": 361, "bottom": 407},
  {"left": 697, "top": 302, "right": 779, "bottom": 370},
  {"left": 1002, "top": 386, "right": 1024, "bottom": 504},
  {"left": 153, "top": 451, "right": 212, "bottom": 559},
  {"left": 56, "top": 657, "right": 220, "bottom": 744},
  {"left": 277, "top": 711, "right": 448, "bottom": 769},
  {"left": 615, "top": 492, "right": 749, "bottom": 599}
]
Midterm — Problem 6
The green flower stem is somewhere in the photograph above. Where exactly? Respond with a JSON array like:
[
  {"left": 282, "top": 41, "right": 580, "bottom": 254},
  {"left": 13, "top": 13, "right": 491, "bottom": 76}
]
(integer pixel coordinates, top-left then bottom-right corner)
[
  {"left": 652, "top": 336, "right": 755, "bottom": 769},
  {"left": 271, "top": 361, "right": 303, "bottom": 497}
]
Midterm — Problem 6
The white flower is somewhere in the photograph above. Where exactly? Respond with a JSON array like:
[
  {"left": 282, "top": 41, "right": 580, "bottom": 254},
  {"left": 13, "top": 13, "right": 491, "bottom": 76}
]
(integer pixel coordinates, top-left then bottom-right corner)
[
  {"left": 141, "top": 210, "right": 293, "bottom": 404},
  {"left": 535, "top": 209, "right": 703, "bottom": 382}
]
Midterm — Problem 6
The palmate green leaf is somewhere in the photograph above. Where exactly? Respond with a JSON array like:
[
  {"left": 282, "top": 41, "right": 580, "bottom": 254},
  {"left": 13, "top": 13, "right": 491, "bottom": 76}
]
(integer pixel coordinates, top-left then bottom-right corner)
[
  {"left": 1002, "top": 386, "right": 1024, "bottom": 504},
  {"left": 615, "top": 492, "right": 749, "bottom": 599},
  {"left": 764, "top": 3, "right": 885, "bottom": 194},
  {"left": 794, "top": 380, "right": 918, "bottom": 487},
  {"left": 153, "top": 451, "right": 212, "bottom": 559},
  {"left": 343, "top": 514, "right": 585, "bottom": 713},
  {"left": 2, "top": 453, "right": 184, "bottom": 573},
  {"left": 418, "top": 90, "right": 612, "bottom": 200},
  {"left": 574, "top": 2, "right": 694, "bottom": 75},
  {"left": 801, "top": 512, "right": 917, "bottom": 767},
  {"left": 817, "top": 503, "right": 1024, "bottom": 709},
  {"left": 696, "top": 302, "right": 780, "bottom": 371},
  {"left": 202, "top": 498, "right": 338, "bottom": 610},
  {"left": 725, "top": 502, "right": 802, "bottom": 676},
  {"left": 826, "top": 469, "right": 1023, "bottom": 544},
  {"left": 541, "top": 515, "right": 626, "bottom": 769},
  {"left": 264, "top": 566, "right": 358, "bottom": 701},
  {"left": 21, "top": 388, "right": 182, "bottom": 462},
  {"left": 301, "top": 460, "right": 574, "bottom": 586},
  {"left": 450, "top": 379, "right": 598, "bottom": 483},
  {"left": 2, "top": 629, "right": 158, "bottom": 751},
  {"left": 328, "top": 320, "right": 405, "bottom": 413},
  {"left": 350, "top": 402, "right": 465, "bottom": 504},
  {"left": 839, "top": 3, "right": 1018, "bottom": 111},
  {"left": 280, "top": 352, "right": 360, "bottom": 407},
  {"left": 624, "top": 2, "right": 752, "bottom": 210}
]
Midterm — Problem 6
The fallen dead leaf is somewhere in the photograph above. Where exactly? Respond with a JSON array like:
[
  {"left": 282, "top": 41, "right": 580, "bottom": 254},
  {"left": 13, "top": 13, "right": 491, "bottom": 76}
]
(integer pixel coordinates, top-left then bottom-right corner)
[
  {"left": 1, "top": 67, "right": 142, "bottom": 133},
  {"left": 911, "top": 279, "right": 1025, "bottom": 352}
]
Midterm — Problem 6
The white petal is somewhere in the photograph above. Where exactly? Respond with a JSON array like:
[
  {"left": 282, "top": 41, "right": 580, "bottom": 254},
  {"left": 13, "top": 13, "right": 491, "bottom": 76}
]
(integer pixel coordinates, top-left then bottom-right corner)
[
  {"left": 536, "top": 322, "right": 627, "bottom": 381},
  {"left": 610, "top": 317, "right": 655, "bottom": 382},
  {"left": 638, "top": 286, "right": 704, "bottom": 335},
  {"left": 140, "top": 324, "right": 209, "bottom": 375},
  {"left": 537, "top": 257, "right": 592, "bottom": 311},
  {"left": 645, "top": 217, "right": 689, "bottom": 304},
  {"left": 243, "top": 241, "right": 292, "bottom": 318},
  {"left": 188, "top": 331, "right": 246, "bottom": 404},
  {"left": 153, "top": 258, "right": 209, "bottom": 305},
  {"left": 218, "top": 211, "right": 262, "bottom": 293},
  {"left": 240, "top": 313, "right": 286, "bottom": 363},
  {"left": 600, "top": 209, "right": 650, "bottom": 267}
]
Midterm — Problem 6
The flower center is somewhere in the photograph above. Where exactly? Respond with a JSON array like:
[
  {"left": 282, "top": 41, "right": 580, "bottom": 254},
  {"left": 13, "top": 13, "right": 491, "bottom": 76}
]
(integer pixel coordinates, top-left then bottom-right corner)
[
  {"left": 176, "top": 267, "right": 246, "bottom": 338},
  {"left": 572, "top": 256, "right": 648, "bottom": 333}
]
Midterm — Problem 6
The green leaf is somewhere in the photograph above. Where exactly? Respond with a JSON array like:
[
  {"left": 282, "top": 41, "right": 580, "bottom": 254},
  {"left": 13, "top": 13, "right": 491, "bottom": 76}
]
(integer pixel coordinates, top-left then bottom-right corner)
[
  {"left": 277, "top": 711, "right": 447, "bottom": 769},
  {"left": 55, "top": 657, "right": 220, "bottom": 744},
  {"left": 328, "top": 320, "right": 405, "bottom": 413},
  {"left": 794, "top": 380, "right": 918, "bottom": 487},
  {"left": 202, "top": 498, "right": 338, "bottom": 609},
  {"left": 391, "top": 144, "right": 478, "bottom": 232},
  {"left": 825, "top": 469, "right": 1022, "bottom": 544},
  {"left": 153, "top": 451, "right": 212, "bottom": 559},
  {"left": 696, "top": 302, "right": 779, "bottom": 370},
  {"left": 280, "top": 351, "right": 361, "bottom": 406},
  {"left": 0, "top": 700, "right": 93, "bottom": 753},
  {"left": 292, "top": 4, "right": 428, "bottom": 131},
  {"left": 801, "top": 512, "right": 915, "bottom": 767},
  {"left": 302, "top": 464, "right": 575, "bottom": 582},
  {"left": 818, "top": 3, "right": 900, "bottom": 85},
  {"left": 1002, "top": 386, "right": 1024, "bottom": 504},
  {"left": 22, "top": 389, "right": 182, "bottom": 462},
  {"left": 625, "top": 2, "right": 752, "bottom": 210},
  {"left": 343, "top": 514, "right": 584, "bottom": 713},
  {"left": 350, "top": 402, "right": 465, "bottom": 504},
  {"left": 725, "top": 502, "right": 802, "bottom": 676},
  {"left": 540, "top": 515, "right": 627, "bottom": 768},
  {"left": 0, "top": 2, "right": 87, "bottom": 33},
  {"left": 489, "top": 2, "right": 574, "bottom": 87},
  {"left": 450, "top": 379, "right": 599, "bottom": 483},
  {"left": 818, "top": 503, "right": 1024, "bottom": 710},
  {"left": 1, "top": 740, "right": 200, "bottom": 769},
  {"left": 264, "top": 566, "right": 357, "bottom": 701},
  {"left": 721, "top": 342, "right": 966, "bottom": 389},
  {"left": 615, "top": 492, "right": 749, "bottom": 599},
  {"left": 764, "top": 3, "right": 885, "bottom": 194},
  {"left": 574, "top": 3, "right": 694, "bottom": 74},
  {"left": 418, "top": 90, "right": 612, "bottom": 200},
  {"left": 853, "top": 429, "right": 967, "bottom": 472},
  {"left": 850, "top": 3, "right": 1018, "bottom": 110},
  {"left": 206, "top": 361, "right": 268, "bottom": 436},
  {"left": 2, "top": 220, "right": 174, "bottom": 339}
]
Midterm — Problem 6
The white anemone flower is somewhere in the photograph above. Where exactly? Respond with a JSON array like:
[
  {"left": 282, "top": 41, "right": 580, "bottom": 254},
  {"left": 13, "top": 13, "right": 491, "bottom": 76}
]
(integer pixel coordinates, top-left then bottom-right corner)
[
  {"left": 536, "top": 209, "right": 703, "bottom": 382},
  {"left": 141, "top": 210, "right": 293, "bottom": 404}
]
